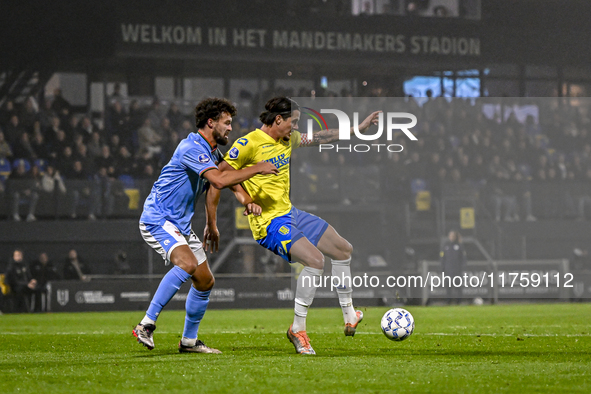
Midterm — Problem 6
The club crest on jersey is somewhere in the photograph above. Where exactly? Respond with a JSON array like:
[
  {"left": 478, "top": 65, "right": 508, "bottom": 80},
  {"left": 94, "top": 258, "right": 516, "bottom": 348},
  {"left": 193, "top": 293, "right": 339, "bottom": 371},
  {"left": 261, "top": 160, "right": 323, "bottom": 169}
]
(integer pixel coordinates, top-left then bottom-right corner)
[
  {"left": 278, "top": 226, "right": 290, "bottom": 235},
  {"left": 197, "top": 154, "right": 210, "bottom": 164},
  {"left": 229, "top": 147, "right": 239, "bottom": 159}
]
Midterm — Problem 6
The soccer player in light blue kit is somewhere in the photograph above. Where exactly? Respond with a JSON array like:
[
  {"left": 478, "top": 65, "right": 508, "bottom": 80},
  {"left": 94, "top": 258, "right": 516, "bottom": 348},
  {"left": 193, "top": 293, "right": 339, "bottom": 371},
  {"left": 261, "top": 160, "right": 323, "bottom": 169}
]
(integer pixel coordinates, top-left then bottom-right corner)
[{"left": 133, "top": 98, "right": 277, "bottom": 353}]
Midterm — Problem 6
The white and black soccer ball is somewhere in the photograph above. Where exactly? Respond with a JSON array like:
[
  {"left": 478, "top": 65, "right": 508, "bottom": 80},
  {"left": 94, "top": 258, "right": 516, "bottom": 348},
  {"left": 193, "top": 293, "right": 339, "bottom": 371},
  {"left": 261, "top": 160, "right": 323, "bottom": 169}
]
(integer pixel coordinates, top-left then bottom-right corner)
[{"left": 381, "top": 308, "right": 415, "bottom": 341}]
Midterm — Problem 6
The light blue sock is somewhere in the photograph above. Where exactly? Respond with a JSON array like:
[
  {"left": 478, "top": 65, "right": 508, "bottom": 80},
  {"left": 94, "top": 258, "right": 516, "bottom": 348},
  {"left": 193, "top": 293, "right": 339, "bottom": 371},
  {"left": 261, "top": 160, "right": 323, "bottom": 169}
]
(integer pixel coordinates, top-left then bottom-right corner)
[
  {"left": 146, "top": 266, "right": 191, "bottom": 321},
  {"left": 182, "top": 286, "right": 210, "bottom": 340}
]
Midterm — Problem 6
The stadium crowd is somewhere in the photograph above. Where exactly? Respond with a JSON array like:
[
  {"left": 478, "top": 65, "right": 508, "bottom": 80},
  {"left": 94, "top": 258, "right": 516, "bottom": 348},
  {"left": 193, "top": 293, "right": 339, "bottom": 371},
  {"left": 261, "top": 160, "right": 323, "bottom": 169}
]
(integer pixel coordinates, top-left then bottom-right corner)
[
  {"left": 0, "top": 248, "right": 92, "bottom": 313},
  {"left": 1, "top": 87, "right": 591, "bottom": 221}
]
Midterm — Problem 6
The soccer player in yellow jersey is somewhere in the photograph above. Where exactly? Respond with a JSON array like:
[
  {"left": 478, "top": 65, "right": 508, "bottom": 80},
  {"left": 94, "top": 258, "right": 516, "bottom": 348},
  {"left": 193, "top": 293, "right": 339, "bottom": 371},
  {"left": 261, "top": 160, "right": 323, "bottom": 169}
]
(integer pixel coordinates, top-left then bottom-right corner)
[{"left": 213, "top": 97, "right": 380, "bottom": 355}]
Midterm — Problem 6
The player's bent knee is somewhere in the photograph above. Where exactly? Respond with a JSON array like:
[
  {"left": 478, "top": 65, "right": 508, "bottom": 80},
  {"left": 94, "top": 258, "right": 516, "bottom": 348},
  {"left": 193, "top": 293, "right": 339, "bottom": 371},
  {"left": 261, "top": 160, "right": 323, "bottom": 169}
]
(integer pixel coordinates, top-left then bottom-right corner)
[
  {"left": 340, "top": 239, "right": 353, "bottom": 257},
  {"left": 308, "top": 252, "right": 325, "bottom": 270},
  {"left": 171, "top": 256, "right": 198, "bottom": 276},
  {"left": 194, "top": 274, "right": 215, "bottom": 291},
  {"left": 332, "top": 239, "right": 352, "bottom": 261}
]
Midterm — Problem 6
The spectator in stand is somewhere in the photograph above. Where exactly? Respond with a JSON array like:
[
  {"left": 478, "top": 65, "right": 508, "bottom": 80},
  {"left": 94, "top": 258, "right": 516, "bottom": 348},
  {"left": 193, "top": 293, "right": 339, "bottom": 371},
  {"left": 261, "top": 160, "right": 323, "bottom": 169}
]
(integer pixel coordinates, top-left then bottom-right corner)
[
  {"left": 177, "top": 119, "right": 193, "bottom": 140},
  {"left": 49, "top": 130, "right": 70, "bottom": 161},
  {"left": 40, "top": 164, "right": 67, "bottom": 201},
  {"left": 31, "top": 129, "right": 50, "bottom": 160},
  {"left": 114, "top": 146, "right": 136, "bottom": 177},
  {"left": 50, "top": 88, "right": 71, "bottom": 119},
  {"left": 106, "top": 101, "right": 128, "bottom": 137},
  {"left": 12, "top": 132, "right": 37, "bottom": 161},
  {"left": 109, "top": 134, "right": 122, "bottom": 154},
  {"left": 62, "top": 249, "right": 90, "bottom": 281},
  {"left": 128, "top": 100, "right": 145, "bottom": 137},
  {"left": 95, "top": 145, "right": 116, "bottom": 179},
  {"left": 9, "top": 160, "right": 40, "bottom": 222},
  {"left": 440, "top": 230, "right": 466, "bottom": 304},
  {"left": 57, "top": 146, "right": 75, "bottom": 177},
  {"left": 110, "top": 82, "right": 124, "bottom": 99},
  {"left": 147, "top": 99, "right": 164, "bottom": 133},
  {"left": 491, "top": 169, "right": 519, "bottom": 222},
  {"left": 45, "top": 116, "right": 63, "bottom": 147},
  {"left": 72, "top": 142, "right": 96, "bottom": 176},
  {"left": 577, "top": 168, "right": 591, "bottom": 220},
  {"left": 469, "top": 154, "right": 487, "bottom": 184},
  {"left": 87, "top": 131, "right": 102, "bottom": 158},
  {"left": 137, "top": 162, "right": 157, "bottom": 181},
  {"left": 66, "top": 160, "right": 98, "bottom": 220},
  {"left": 4, "top": 114, "right": 25, "bottom": 147},
  {"left": 137, "top": 118, "right": 162, "bottom": 159},
  {"left": 135, "top": 150, "right": 159, "bottom": 178},
  {"left": 20, "top": 97, "right": 38, "bottom": 131},
  {"left": 449, "top": 168, "right": 462, "bottom": 184},
  {"left": 570, "top": 155, "right": 585, "bottom": 181},
  {"left": 38, "top": 99, "right": 56, "bottom": 130},
  {"left": 513, "top": 171, "right": 537, "bottom": 222},
  {"left": 0, "top": 100, "right": 17, "bottom": 127},
  {"left": 76, "top": 116, "right": 96, "bottom": 143},
  {"left": 72, "top": 133, "right": 84, "bottom": 151},
  {"left": 159, "top": 117, "right": 174, "bottom": 148},
  {"left": 5, "top": 249, "right": 37, "bottom": 313},
  {"left": 166, "top": 102, "right": 185, "bottom": 131},
  {"left": 29, "top": 252, "right": 60, "bottom": 312},
  {"left": 161, "top": 130, "right": 179, "bottom": 162},
  {"left": 556, "top": 154, "right": 569, "bottom": 180},
  {"left": 64, "top": 114, "right": 79, "bottom": 137},
  {"left": 93, "top": 144, "right": 122, "bottom": 217},
  {"left": 0, "top": 130, "right": 13, "bottom": 160}
]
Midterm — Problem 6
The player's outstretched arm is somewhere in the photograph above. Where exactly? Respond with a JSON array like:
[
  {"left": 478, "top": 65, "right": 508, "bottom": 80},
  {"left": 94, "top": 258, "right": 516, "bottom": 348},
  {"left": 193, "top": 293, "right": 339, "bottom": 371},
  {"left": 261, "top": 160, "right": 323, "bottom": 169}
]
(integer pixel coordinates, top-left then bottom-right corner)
[
  {"left": 230, "top": 183, "right": 262, "bottom": 216},
  {"left": 202, "top": 160, "right": 277, "bottom": 190},
  {"left": 304, "top": 111, "right": 381, "bottom": 146},
  {"left": 216, "top": 161, "right": 263, "bottom": 216},
  {"left": 204, "top": 187, "right": 220, "bottom": 252}
]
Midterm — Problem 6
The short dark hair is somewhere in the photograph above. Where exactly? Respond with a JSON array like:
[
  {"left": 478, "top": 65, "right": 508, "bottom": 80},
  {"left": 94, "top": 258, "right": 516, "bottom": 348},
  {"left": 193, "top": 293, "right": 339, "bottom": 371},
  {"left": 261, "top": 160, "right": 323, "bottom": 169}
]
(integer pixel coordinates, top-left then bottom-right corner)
[
  {"left": 194, "top": 98, "right": 237, "bottom": 129},
  {"left": 259, "top": 97, "right": 300, "bottom": 126}
]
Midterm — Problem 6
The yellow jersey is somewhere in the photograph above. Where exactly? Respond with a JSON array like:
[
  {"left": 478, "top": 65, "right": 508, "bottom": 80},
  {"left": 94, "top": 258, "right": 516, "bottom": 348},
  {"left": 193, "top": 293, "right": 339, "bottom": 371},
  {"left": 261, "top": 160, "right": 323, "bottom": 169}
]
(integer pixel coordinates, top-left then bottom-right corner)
[{"left": 224, "top": 128, "right": 301, "bottom": 240}]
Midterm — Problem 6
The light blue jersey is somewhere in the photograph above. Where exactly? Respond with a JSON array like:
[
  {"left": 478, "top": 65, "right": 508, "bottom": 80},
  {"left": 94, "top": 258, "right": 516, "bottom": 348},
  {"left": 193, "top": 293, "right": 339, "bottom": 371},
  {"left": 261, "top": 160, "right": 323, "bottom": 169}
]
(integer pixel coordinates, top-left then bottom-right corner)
[{"left": 140, "top": 131, "right": 223, "bottom": 235}]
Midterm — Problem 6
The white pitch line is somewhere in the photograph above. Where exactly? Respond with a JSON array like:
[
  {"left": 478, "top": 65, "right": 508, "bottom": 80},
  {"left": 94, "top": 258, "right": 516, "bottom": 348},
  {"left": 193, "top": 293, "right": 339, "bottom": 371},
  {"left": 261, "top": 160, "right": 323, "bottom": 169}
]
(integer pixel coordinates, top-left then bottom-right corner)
[{"left": 1, "top": 331, "right": 589, "bottom": 337}]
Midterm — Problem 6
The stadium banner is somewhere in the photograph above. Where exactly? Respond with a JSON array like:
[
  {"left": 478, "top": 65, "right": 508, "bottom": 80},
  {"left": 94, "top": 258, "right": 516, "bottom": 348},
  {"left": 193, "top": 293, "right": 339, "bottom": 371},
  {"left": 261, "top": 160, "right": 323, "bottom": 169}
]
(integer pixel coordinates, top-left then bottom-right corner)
[
  {"left": 47, "top": 278, "right": 297, "bottom": 313},
  {"left": 114, "top": 5, "right": 486, "bottom": 63},
  {"left": 47, "top": 277, "right": 379, "bottom": 312}
]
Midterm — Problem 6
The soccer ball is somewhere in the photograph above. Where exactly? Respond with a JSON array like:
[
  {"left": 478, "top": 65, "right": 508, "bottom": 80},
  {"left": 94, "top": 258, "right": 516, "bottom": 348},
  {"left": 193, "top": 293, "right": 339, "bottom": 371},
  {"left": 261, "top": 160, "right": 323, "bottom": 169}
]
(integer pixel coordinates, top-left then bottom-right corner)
[{"left": 381, "top": 308, "right": 415, "bottom": 341}]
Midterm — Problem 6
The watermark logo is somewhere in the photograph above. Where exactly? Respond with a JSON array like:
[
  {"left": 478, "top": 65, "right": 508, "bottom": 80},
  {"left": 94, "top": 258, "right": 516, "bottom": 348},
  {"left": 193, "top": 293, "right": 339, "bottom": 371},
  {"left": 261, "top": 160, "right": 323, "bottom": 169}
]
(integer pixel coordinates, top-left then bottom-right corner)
[
  {"left": 302, "top": 107, "right": 328, "bottom": 135},
  {"left": 301, "top": 107, "right": 417, "bottom": 153}
]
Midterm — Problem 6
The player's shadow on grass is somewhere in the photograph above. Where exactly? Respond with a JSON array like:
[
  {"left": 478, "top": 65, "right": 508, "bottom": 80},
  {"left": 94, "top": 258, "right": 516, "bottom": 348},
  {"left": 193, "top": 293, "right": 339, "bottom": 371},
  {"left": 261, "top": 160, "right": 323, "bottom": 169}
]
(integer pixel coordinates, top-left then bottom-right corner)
[{"left": 134, "top": 352, "right": 180, "bottom": 358}]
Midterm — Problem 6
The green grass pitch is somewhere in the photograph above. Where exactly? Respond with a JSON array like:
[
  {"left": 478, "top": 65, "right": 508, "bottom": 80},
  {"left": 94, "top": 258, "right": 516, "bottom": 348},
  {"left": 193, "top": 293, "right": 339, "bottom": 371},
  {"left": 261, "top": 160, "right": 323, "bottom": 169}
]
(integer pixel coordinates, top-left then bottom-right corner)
[{"left": 1, "top": 303, "right": 590, "bottom": 393}]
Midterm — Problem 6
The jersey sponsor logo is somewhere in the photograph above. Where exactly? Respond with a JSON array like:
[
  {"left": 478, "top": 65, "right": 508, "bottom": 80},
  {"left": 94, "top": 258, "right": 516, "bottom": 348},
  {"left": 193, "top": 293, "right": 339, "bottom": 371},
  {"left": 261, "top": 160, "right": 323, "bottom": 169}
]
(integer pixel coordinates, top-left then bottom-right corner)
[
  {"left": 236, "top": 138, "right": 248, "bottom": 146},
  {"left": 197, "top": 154, "right": 211, "bottom": 164},
  {"left": 278, "top": 225, "right": 290, "bottom": 235},
  {"left": 229, "top": 147, "right": 239, "bottom": 159},
  {"left": 265, "top": 153, "right": 290, "bottom": 169},
  {"left": 261, "top": 144, "right": 273, "bottom": 149}
]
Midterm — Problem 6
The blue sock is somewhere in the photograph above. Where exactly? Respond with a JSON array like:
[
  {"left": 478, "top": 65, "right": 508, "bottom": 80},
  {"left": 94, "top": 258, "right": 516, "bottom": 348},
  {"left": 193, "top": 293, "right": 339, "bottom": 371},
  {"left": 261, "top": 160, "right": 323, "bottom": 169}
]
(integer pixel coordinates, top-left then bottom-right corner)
[
  {"left": 146, "top": 266, "right": 191, "bottom": 321},
  {"left": 182, "top": 286, "right": 210, "bottom": 340}
]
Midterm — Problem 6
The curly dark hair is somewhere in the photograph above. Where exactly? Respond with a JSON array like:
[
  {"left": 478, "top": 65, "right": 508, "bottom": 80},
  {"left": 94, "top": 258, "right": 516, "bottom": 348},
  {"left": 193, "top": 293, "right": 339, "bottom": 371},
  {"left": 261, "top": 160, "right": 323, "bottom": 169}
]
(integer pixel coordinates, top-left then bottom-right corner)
[
  {"left": 194, "top": 98, "right": 237, "bottom": 129},
  {"left": 259, "top": 96, "right": 300, "bottom": 126}
]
